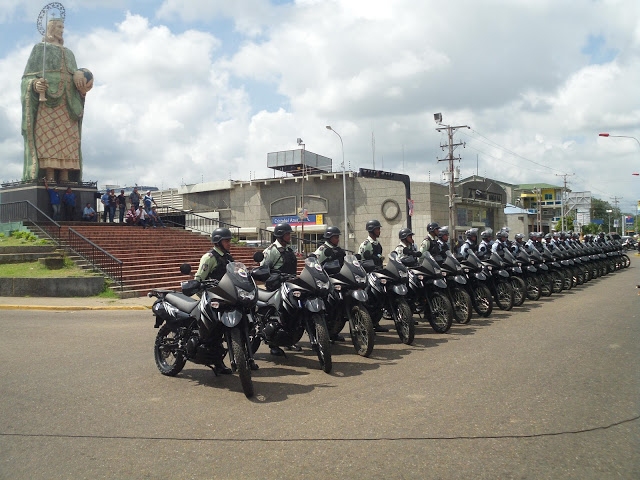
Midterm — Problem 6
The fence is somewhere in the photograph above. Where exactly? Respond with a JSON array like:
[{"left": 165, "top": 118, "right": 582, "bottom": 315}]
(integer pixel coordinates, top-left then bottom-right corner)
[
  {"left": 0, "top": 201, "right": 61, "bottom": 244},
  {"left": 67, "top": 228, "right": 123, "bottom": 289}
]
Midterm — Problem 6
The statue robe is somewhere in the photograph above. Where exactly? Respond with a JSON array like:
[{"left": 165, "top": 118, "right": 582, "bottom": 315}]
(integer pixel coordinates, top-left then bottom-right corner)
[{"left": 21, "top": 42, "right": 85, "bottom": 181}]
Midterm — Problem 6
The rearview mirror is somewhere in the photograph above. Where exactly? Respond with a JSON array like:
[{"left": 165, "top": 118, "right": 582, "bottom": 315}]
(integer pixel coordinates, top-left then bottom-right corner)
[
  {"left": 253, "top": 251, "right": 265, "bottom": 263},
  {"left": 180, "top": 263, "right": 192, "bottom": 275}
]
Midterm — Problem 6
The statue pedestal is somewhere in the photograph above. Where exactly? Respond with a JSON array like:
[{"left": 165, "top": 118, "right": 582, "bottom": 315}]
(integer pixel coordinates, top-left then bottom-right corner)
[{"left": 1, "top": 180, "right": 99, "bottom": 222}]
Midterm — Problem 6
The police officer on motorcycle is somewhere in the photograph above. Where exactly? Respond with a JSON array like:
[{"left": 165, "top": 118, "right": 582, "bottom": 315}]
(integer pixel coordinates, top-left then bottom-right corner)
[
  {"left": 395, "top": 227, "right": 418, "bottom": 257},
  {"left": 460, "top": 228, "right": 478, "bottom": 259},
  {"left": 420, "top": 222, "right": 440, "bottom": 258},
  {"left": 359, "top": 220, "right": 389, "bottom": 332},
  {"left": 436, "top": 225, "right": 450, "bottom": 257},
  {"left": 512, "top": 233, "right": 525, "bottom": 254},
  {"left": 491, "top": 229, "right": 507, "bottom": 255},
  {"left": 261, "top": 223, "right": 301, "bottom": 356},
  {"left": 315, "top": 226, "right": 345, "bottom": 266},
  {"left": 359, "top": 219, "right": 385, "bottom": 268},
  {"left": 192, "top": 227, "right": 238, "bottom": 374},
  {"left": 477, "top": 229, "right": 492, "bottom": 259}
]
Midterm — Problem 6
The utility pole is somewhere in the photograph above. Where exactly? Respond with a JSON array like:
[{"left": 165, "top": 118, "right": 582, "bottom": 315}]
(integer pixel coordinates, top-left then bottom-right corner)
[
  {"left": 611, "top": 196, "right": 622, "bottom": 234},
  {"left": 555, "top": 173, "right": 574, "bottom": 231},
  {"left": 536, "top": 188, "right": 542, "bottom": 232},
  {"left": 436, "top": 119, "right": 469, "bottom": 250}
]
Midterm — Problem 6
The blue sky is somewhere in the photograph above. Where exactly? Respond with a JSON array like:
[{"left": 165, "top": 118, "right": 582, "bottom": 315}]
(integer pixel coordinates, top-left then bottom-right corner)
[{"left": 1, "top": 0, "right": 639, "bottom": 212}]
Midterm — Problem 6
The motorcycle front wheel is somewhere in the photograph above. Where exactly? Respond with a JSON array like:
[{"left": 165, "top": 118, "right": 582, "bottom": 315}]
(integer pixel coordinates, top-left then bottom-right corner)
[
  {"left": 525, "top": 275, "right": 541, "bottom": 301},
  {"left": 312, "top": 314, "right": 332, "bottom": 373},
  {"left": 154, "top": 324, "right": 187, "bottom": 376},
  {"left": 230, "top": 328, "right": 254, "bottom": 398},
  {"left": 495, "top": 280, "right": 514, "bottom": 311},
  {"left": 349, "top": 305, "right": 375, "bottom": 357},
  {"left": 550, "top": 271, "right": 564, "bottom": 293},
  {"left": 429, "top": 292, "right": 454, "bottom": 332},
  {"left": 451, "top": 288, "right": 472, "bottom": 324},
  {"left": 392, "top": 298, "right": 415, "bottom": 345},
  {"left": 539, "top": 273, "right": 552, "bottom": 297},
  {"left": 472, "top": 284, "right": 493, "bottom": 317},
  {"left": 510, "top": 276, "right": 526, "bottom": 307}
]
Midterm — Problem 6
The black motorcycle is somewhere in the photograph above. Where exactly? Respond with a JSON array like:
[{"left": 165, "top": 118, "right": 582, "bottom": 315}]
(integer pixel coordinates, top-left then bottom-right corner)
[
  {"left": 436, "top": 251, "right": 473, "bottom": 324},
  {"left": 362, "top": 251, "right": 415, "bottom": 345},
  {"left": 323, "top": 251, "right": 375, "bottom": 357},
  {"left": 457, "top": 249, "right": 494, "bottom": 317},
  {"left": 481, "top": 252, "right": 515, "bottom": 310},
  {"left": 501, "top": 248, "right": 526, "bottom": 307},
  {"left": 149, "top": 261, "right": 259, "bottom": 398},
  {"left": 251, "top": 255, "right": 333, "bottom": 373},
  {"left": 403, "top": 250, "right": 454, "bottom": 333}
]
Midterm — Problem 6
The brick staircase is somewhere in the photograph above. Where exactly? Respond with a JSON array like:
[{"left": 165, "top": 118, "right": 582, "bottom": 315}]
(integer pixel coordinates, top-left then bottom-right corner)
[{"left": 53, "top": 224, "right": 264, "bottom": 297}]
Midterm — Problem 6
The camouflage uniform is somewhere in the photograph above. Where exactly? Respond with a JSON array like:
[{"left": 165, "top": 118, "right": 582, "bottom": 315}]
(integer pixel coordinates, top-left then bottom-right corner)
[
  {"left": 358, "top": 235, "right": 384, "bottom": 266},
  {"left": 194, "top": 245, "right": 233, "bottom": 282}
]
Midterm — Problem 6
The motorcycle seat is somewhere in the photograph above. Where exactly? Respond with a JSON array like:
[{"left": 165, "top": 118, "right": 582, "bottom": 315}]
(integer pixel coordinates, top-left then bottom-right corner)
[{"left": 166, "top": 292, "right": 199, "bottom": 313}]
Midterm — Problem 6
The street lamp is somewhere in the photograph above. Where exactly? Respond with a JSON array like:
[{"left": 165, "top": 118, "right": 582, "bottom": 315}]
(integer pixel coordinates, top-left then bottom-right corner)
[
  {"left": 606, "top": 209, "right": 613, "bottom": 233},
  {"left": 326, "top": 126, "right": 349, "bottom": 250},
  {"left": 599, "top": 133, "right": 640, "bottom": 148},
  {"left": 297, "top": 138, "right": 306, "bottom": 255}
]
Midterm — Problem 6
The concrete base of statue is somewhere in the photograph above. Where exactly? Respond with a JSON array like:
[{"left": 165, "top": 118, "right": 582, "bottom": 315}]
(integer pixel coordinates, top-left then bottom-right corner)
[{"left": 0, "top": 180, "right": 99, "bottom": 222}]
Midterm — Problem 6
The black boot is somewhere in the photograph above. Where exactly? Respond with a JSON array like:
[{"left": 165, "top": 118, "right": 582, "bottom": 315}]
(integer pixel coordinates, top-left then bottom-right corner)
[
  {"left": 213, "top": 360, "right": 232, "bottom": 375},
  {"left": 249, "top": 359, "right": 259, "bottom": 370},
  {"left": 270, "top": 346, "right": 286, "bottom": 356},
  {"left": 330, "top": 333, "right": 345, "bottom": 342},
  {"left": 286, "top": 344, "right": 302, "bottom": 351},
  {"left": 374, "top": 323, "right": 389, "bottom": 333}
]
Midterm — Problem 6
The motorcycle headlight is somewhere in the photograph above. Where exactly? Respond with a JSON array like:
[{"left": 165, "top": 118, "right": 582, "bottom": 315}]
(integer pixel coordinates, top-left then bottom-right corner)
[
  {"left": 354, "top": 274, "right": 366, "bottom": 285},
  {"left": 417, "top": 274, "right": 424, "bottom": 280},
  {"left": 236, "top": 287, "right": 255, "bottom": 301},
  {"left": 315, "top": 279, "right": 330, "bottom": 290},
  {"left": 399, "top": 270, "right": 408, "bottom": 278}
]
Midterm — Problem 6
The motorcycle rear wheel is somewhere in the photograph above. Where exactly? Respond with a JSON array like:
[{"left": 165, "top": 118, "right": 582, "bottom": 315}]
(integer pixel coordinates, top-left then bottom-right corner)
[
  {"left": 510, "top": 276, "right": 526, "bottom": 307},
  {"left": 312, "top": 314, "right": 332, "bottom": 373},
  {"left": 451, "top": 288, "right": 472, "bottom": 324},
  {"left": 495, "top": 281, "right": 514, "bottom": 311},
  {"left": 392, "top": 298, "right": 415, "bottom": 345},
  {"left": 525, "top": 275, "right": 541, "bottom": 301},
  {"left": 154, "top": 325, "right": 187, "bottom": 376},
  {"left": 429, "top": 292, "right": 454, "bottom": 332},
  {"left": 539, "top": 273, "right": 552, "bottom": 297},
  {"left": 349, "top": 305, "right": 375, "bottom": 357},
  {"left": 472, "top": 284, "right": 493, "bottom": 317},
  {"left": 550, "top": 271, "right": 564, "bottom": 293},
  {"left": 230, "top": 328, "right": 254, "bottom": 398}
]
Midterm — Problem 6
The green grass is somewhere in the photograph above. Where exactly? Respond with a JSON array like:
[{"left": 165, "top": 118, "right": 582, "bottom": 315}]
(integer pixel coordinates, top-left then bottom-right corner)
[
  {"left": 0, "top": 261, "right": 94, "bottom": 278},
  {"left": 0, "top": 231, "right": 51, "bottom": 247}
]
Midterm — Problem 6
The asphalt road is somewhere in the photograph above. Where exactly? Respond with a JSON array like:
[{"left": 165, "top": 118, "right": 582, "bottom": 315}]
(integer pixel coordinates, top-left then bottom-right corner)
[{"left": 1, "top": 257, "right": 639, "bottom": 479}]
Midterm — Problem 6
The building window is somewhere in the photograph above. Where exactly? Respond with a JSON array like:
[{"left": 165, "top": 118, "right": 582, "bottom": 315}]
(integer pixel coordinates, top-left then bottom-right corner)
[{"left": 544, "top": 193, "right": 553, "bottom": 200}]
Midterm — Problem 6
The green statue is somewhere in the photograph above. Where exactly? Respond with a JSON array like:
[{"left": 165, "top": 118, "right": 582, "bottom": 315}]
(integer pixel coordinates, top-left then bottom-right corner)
[{"left": 21, "top": 16, "right": 93, "bottom": 183}]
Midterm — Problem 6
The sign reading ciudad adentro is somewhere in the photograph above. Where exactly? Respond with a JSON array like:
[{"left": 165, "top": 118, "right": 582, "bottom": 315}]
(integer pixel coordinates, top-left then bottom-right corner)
[{"left": 272, "top": 214, "right": 324, "bottom": 226}]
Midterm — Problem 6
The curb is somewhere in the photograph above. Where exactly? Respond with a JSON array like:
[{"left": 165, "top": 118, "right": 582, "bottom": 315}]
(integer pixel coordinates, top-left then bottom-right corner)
[{"left": 0, "top": 305, "right": 150, "bottom": 311}]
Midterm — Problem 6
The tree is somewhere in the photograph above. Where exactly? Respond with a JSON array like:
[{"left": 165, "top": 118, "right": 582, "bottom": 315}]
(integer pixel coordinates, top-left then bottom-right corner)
[{"left": 554, "top": 215, "right": 575, "bottom": 232}]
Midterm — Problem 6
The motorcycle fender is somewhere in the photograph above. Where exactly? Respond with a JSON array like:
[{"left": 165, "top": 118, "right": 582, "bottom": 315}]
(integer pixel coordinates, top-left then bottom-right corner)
[
  {"left": 538, "top": 264, "right": 549, "bottom": 271},
  {"left": 561, "top": 260, "right": 570, "bottom": 266},
  {"left": 474, "top": 272, "right": 487, "bottom": 281},
  {"left": 305, "top": 297, "right": 325, "bottom": 313},
  {"left": 527, "top": 265, "right": 537, "bottom": 273},
  {"left": 513, "top": 266, "right": 522, "bottom": 274},
  {"left": 498, "top": 269, "right": 509, "bottom": 278},
  {"left": 453, "top": 275, "right": 467, "bottom": 285},
  {"left": 392, "top": 284, "right": 408, "bottom": 295},
  {"left": 220, "top": 310, "right": 242, "bottom": 328},
  {"left": 434, "top": 278, "right": 447, "bottom": 289},
  {"left": 351, "top": 289, "right": 368, "bottom": 302}
]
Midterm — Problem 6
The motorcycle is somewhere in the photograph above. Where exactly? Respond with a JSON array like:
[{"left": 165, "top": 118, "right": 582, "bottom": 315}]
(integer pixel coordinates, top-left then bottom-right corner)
[
  {"left": 149, "top": 261, "right": 259, "bottom": 398},
  {"left": 323, "top": 250, "right": 375, "bottom": 357},
  {"left": 501, "top": 248, "right": 526, "bottom": 307},
  {"left": 250, "top": 254, "right": 333, "bottom": 373},
  {"left": 362, "top": 250, "right": 415, "bottom": 345},
  {"left": 457, "top": 249, "right": 494, "bottom": 317},
  {"left": 481, "top": 251, "right": 515, "bottom": 310},
  {"left": 403, "top": 249, "right": 454, "bottom": 333},
  {"left": 435, "top": 251, "right": 473, "bottom": 324}
]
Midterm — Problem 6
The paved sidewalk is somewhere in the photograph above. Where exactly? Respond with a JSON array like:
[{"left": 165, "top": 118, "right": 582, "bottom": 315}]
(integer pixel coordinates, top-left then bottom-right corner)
[{"left": 0, "top": 295, "right": 154, "bottom": 311}]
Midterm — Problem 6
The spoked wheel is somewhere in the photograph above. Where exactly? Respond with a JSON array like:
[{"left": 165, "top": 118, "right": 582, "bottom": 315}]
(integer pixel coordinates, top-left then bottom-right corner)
[
  {"left": 539, "top": 273, "right": 553, "bottom": 297},
  {"left": 349, "top": 305, "right": 375, "bottom": 357},
  {"left": 154, "top": 325, "right": 186, "bottom": 376},
  {"left": 563, "top": 270, "right": 573, "bottom": 290},
  {"left": 451, "top": 288, "right": 472, "bottom": 324},
  {"left": 472, "top": 284, "right": 493, "bottom": 317},
  {"left": 495, "top": 281, "right": 514, "bottom": 311},
  {"left": 510, "top": 276, "right": 526, "bottom": 307},
  {"left": 550, "top": 271, "right": 564, "bottom": 293},
  {"left": 428, "top": 292, "right": 454, "bottom": 333},
  {"left": 622, "top": 254, "right": 631, "bottom": 268},
  {"left": 525, "top": 275, "right": 541, "bottom": 301},
  {"left": 230, "top": 328, "right": 254, "bottom": 398},
  {"left": 392, "top": 298, "right": 415, "bottom": 345},
  {"left": 328, "top": 317, "right": 347, "bottom": 339},
  {"left": 249, "top": 325, "right": 262, "bottom": 355},
  {"left": 312, "top": 314, "right": 332, "bottom": 373}
]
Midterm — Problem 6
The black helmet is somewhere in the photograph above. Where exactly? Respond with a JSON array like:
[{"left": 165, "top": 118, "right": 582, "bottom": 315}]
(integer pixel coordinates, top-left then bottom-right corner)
[
  {"left": 544, "top": 233, "right": 552, "bottom": 240},
  {"left": 437, "top": 226, "right": 449, "bottom": 238},
  {"left": 496, "top": 230, "right": 507, "bottom": 240},
  {"left": 480, "top": 229, "right": 492, "bottom": 240},
  {"left": 323, "top": 226, "right": 341, "bottom": 240},
  {"left": 399, "top": 227, "right": 414, "bottom": 240},
  {"left": 273, "top": 223, "right": 293, "bottom": 238},
  {"left": 427, "top": 222, "right": 440, "bottom": 233},
  {"left": 211, "top": 227, "right": 233, "bottom": 244},
  {"left": 465, "top": 228, "right": 478, "bottom": 239},
  {"left": 514, "top": 233, "right": 524, "bottom": 241},
  {"left": 528, "top": 232, "right": 536, "bottom": 239},
  {"left": 366, "top": 219, "right": 382, "bottom": 232}
]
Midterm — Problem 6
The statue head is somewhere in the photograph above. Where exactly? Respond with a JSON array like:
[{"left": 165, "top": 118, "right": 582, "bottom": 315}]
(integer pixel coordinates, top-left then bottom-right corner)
[{"left": 44, "top": 18, "right": 64, "bottom": 45}]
